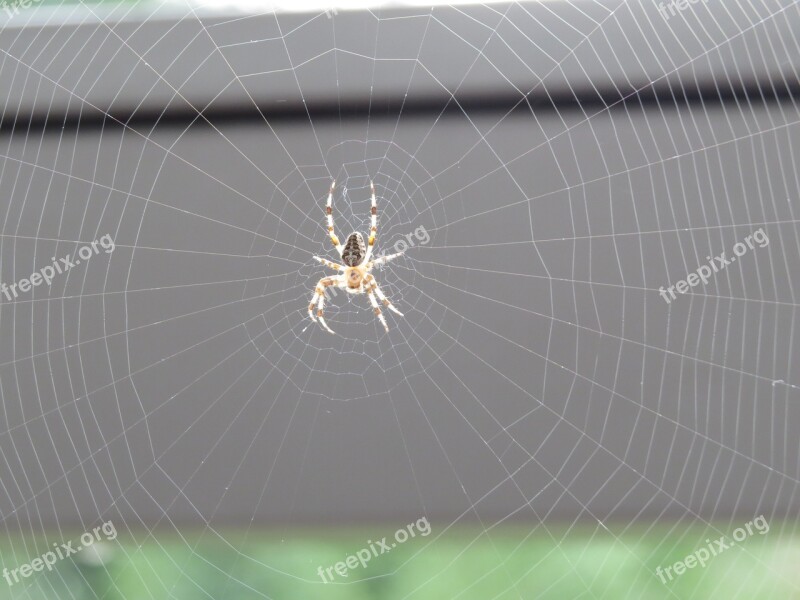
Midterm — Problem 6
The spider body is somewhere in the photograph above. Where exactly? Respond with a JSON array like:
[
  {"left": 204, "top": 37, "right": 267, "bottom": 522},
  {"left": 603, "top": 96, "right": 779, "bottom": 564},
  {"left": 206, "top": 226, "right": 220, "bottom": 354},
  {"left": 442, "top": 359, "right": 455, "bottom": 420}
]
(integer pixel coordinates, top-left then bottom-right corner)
[
  {"left": 345, "top": 265, "right": 366, "bottom": 290},
  {"left": 341, "top": 232, "right": 366, "bottom": 267},
  {"left": 307, "top": 180, "right": 405, "bottom": 334}
]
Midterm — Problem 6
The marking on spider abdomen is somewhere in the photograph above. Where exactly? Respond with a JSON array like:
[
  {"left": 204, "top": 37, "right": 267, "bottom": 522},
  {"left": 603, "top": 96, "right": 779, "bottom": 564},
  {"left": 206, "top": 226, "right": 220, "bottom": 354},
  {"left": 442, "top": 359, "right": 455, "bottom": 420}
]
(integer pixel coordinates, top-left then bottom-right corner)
[{"left": 342, "top": 233, "right": 366, "bottom": 266}]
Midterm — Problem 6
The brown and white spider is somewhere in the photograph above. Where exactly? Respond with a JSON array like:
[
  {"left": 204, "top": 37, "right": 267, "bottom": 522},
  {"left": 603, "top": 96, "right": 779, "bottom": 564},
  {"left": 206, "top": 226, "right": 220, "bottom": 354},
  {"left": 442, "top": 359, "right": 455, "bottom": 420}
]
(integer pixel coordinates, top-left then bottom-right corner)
[{"left": 307, "top": 180, "right": 404, "bottom": 334}]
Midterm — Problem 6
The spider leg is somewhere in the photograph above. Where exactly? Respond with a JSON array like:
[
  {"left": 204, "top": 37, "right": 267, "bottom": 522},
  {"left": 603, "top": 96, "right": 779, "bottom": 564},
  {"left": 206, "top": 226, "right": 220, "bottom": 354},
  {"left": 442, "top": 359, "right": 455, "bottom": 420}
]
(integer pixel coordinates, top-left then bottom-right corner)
[
  {"left": 326, "top": 180, "right": 344, "bottom": 254},
  {"left": 364, "top": 181, "right": 378, "bottom": 262},
  {"left": 313, "top": 256, "right": 345, "bottom": 272},
  {"left": 367, "top": 288, "right": 389, "bottom": 332},
  {"left": 316, "top": 291, "right": 336, "bottom": 334},
  {"left": 308, "top": 276, "right": 338, "bottom": 328},
  {"left": 368, "top": 275, "right": 403, "bottom": 316},
  {"left": 367, "top": 251, "right": 404, "bottom": 270}
]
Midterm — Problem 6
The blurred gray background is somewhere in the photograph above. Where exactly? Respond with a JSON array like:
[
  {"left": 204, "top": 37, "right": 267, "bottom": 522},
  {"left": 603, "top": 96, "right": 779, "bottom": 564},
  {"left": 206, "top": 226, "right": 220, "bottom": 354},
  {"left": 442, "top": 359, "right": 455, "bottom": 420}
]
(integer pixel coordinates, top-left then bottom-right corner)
[{"left": 0, "top": 0, "right": 798, "bottom": 534}]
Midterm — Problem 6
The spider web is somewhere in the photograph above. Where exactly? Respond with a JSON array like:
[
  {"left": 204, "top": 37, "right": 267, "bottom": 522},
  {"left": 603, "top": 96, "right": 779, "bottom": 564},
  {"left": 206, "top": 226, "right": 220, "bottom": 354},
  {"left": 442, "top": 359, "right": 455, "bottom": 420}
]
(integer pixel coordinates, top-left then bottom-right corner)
[{"left": 0, "top": 0, "right": 799, "bottom": 598}]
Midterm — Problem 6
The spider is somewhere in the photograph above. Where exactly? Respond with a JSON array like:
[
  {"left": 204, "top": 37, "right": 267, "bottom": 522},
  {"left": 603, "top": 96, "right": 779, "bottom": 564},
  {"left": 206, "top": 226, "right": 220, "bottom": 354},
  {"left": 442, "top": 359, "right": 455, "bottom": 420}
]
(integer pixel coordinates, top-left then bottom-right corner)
[{"left": 307, "top": 180, "right": 404, "bottom": 334}]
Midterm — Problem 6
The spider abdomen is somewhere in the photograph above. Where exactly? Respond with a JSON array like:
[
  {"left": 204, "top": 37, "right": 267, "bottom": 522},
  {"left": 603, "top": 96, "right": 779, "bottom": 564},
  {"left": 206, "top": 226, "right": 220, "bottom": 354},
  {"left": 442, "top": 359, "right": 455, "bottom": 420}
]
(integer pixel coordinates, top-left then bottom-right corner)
[{"left": 341, "top": 232, "right": 366, "bottom": 267}]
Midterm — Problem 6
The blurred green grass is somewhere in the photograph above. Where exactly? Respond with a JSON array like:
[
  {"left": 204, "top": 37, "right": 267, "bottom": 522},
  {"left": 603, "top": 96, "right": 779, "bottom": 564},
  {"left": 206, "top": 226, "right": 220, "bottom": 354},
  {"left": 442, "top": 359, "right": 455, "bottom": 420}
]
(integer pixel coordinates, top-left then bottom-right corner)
[{"left": 1, "top": 523, "right": 798, "bottom": 599}]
